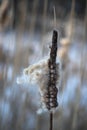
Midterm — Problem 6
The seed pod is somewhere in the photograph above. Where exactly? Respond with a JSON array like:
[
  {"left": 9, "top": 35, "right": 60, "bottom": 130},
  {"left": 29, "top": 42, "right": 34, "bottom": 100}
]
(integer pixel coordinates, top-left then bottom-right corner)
[
  {"left": 17, "top": 30, "right": 61, "bottom": 113},
  {"left": 43, "top": 30, "right": 59, "bottom": 111}
]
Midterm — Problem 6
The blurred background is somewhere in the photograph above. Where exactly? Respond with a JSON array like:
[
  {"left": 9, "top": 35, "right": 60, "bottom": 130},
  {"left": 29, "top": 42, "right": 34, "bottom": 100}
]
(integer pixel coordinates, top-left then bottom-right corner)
[{"left": 0, "top": 0, "right": 87, "bottom": 130}]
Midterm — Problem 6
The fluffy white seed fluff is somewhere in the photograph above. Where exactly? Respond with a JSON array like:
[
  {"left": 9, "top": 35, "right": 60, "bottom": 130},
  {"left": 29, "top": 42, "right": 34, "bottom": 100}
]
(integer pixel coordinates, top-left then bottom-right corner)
[{"left": 17, "top": 56, "right": 61, "bottom": 112}]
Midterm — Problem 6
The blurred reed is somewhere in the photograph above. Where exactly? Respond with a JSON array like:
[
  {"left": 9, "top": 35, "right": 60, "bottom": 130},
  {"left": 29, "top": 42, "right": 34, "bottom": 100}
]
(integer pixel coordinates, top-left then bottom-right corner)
[{"left": 71, "top": 1, "right": 87, "bottom": 130}]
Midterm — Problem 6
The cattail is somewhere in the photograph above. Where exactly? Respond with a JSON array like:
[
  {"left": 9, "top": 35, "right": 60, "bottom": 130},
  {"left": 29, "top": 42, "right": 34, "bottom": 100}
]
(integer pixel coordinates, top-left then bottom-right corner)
[
  {"left": 42, "top": 30, "right": 60, "bottom": 111},
  {"left": 17, "top": 30, "right": 61, "bottom": 113}
]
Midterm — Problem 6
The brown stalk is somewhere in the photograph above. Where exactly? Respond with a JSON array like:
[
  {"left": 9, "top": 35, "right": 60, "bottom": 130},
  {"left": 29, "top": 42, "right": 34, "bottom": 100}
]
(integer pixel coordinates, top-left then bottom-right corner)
[{"left": 50, "top": 112, "right": 53, "bottom": 130}]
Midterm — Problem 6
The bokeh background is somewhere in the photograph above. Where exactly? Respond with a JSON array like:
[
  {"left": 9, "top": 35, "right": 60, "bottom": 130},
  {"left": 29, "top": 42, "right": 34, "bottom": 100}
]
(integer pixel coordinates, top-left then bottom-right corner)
[{"left": 0, "top": 0, "right": 87, "bottom": 130}]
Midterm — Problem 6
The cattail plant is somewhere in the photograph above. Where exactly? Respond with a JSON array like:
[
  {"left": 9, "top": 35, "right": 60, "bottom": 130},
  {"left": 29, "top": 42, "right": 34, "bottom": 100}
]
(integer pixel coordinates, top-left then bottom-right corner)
[{"left": 17, "top": 29, "right": 61, "bottom": 130}]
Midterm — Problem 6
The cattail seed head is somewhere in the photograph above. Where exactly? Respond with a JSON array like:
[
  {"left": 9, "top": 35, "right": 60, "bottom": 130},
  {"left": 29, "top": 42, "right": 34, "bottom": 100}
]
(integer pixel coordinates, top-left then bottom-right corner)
[
  {"left": 17, "top": 30, "right": 61, "bottom": 113},
  {"left": 17, "top": 56, "right": 61, "bottom": 112}
]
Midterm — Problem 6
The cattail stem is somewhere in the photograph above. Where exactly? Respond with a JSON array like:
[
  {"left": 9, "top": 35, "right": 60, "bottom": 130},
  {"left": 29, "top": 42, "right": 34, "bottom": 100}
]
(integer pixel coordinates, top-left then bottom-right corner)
[{"left": 49, "top": 112, "right": 53, "bottom": 130}]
